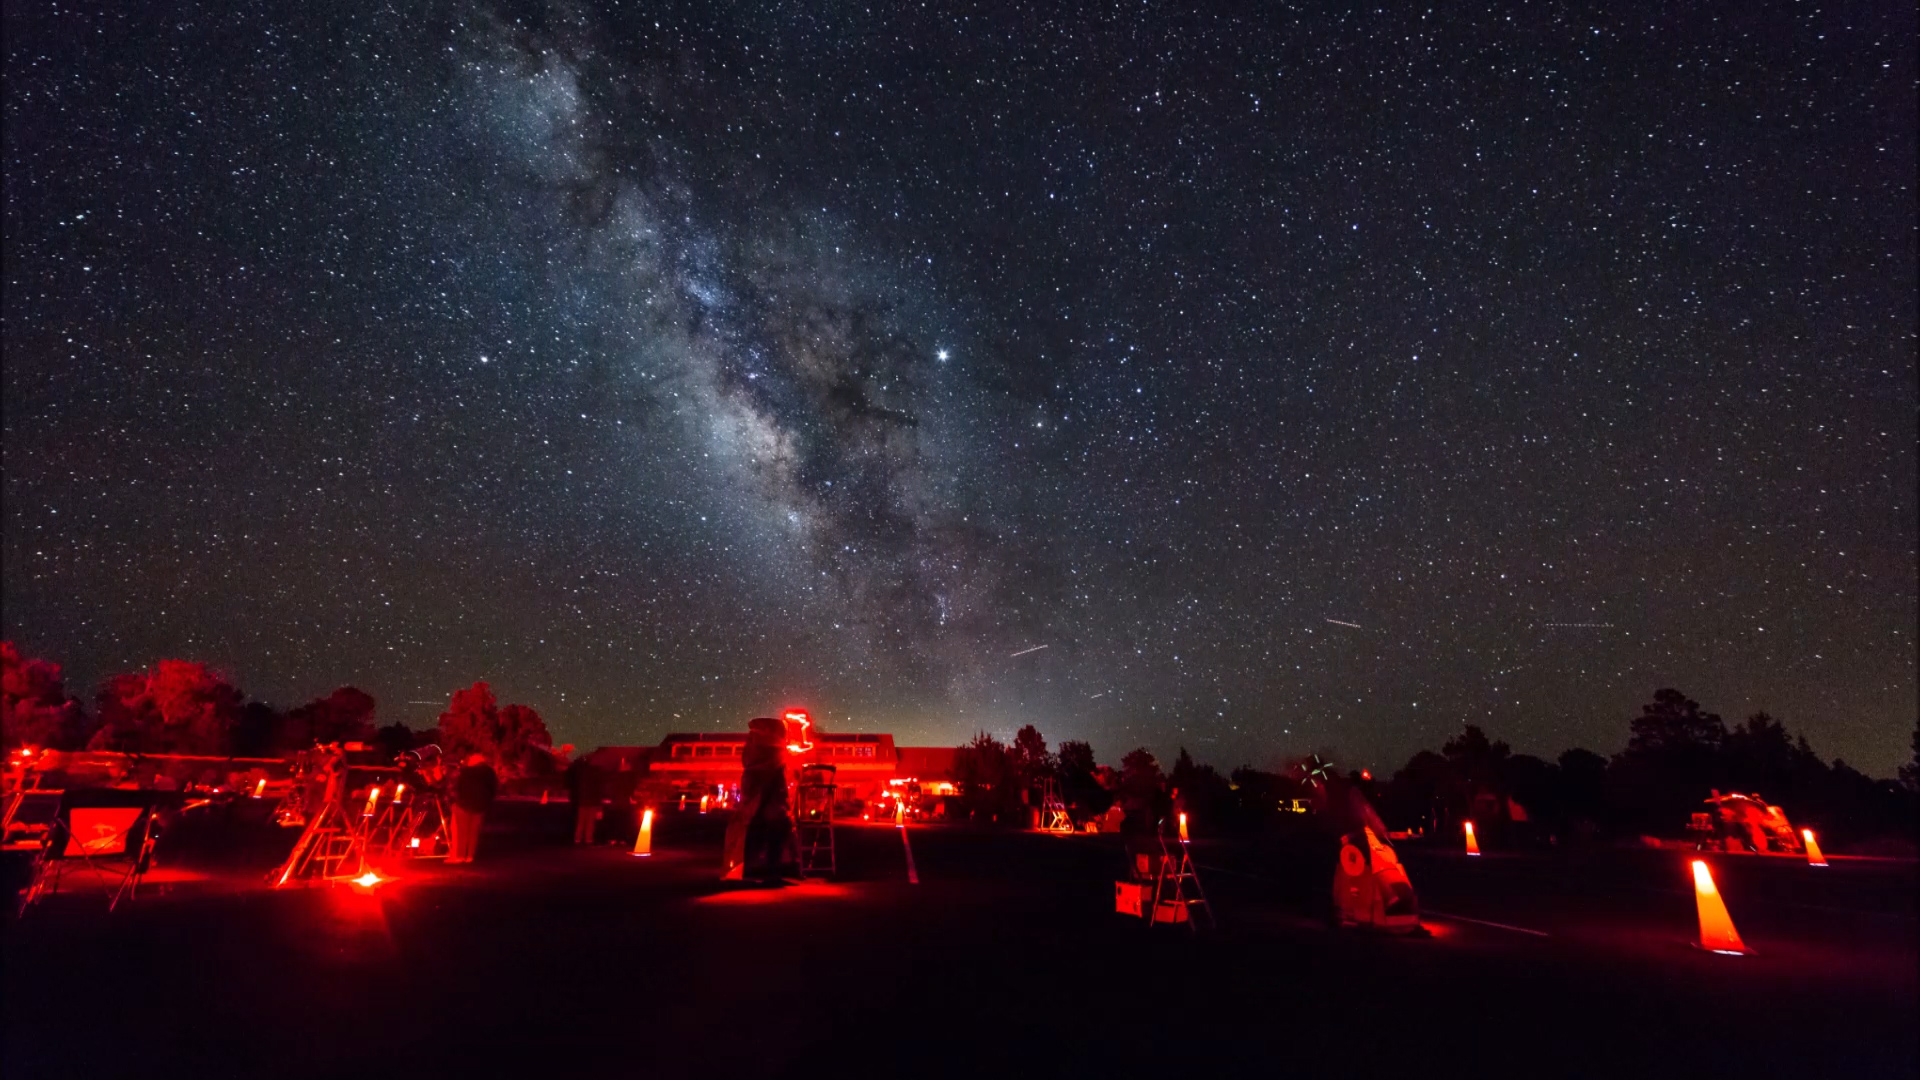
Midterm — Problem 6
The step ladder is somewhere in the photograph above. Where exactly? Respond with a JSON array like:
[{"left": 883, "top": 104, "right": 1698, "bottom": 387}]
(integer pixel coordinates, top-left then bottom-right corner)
[
  {"left": 795, "top": 764, "right": 836, "bottom": 878},
  {"left": 1039, "top": 777, "right": 1075, "bottom": 834},
  {"left": 1144, "top": 830, "right": 1214, "bottom": 932},
  {"left": 382, "top": 793, "right": 450, "bottom": 858},
  {"left": 270, "top": 800, "right": 368, "bottom": 887}
]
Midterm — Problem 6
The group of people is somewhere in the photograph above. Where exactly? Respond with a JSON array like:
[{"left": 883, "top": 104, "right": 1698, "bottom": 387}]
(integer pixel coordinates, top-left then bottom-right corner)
[{"left": 563, "top": 754, "right": 643, "bottom": 847}]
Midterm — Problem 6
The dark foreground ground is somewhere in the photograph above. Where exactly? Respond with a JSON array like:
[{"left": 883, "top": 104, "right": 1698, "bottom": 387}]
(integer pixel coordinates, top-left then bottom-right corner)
[{"left": 5, "top": 802, "right": 1915, "bottom": 1079}]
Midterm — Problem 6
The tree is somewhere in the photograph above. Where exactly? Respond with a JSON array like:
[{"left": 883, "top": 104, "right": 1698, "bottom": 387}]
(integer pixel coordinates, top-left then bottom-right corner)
[
  {"left": 1228, "top": 766, "right": 1306, "bottom": 830},
  {"left": 1058, "top": 740, "right": 1096, "bottom": 779},
  {"left": 438, "top": 682, "right": 501, "bottom": 762},
  {"left": 497, "top": 703, "right": 555, "bottom": 778},
  {"left": 1626, "top": 689, "right": 1726, "bottom": 756},
  {"left": 1607, "top": 689, "right": 1728, "bottom": 833},
  {"left": 231, "top": 701, "right": 286, "bottom": 758},
  {"left": 374, "top": 721, "right": 418, "bottom": 760},
  {"left": 1, "top": 642, "right": 88, "bottom": 750},
  {"left": 953, "top": 731, "right": 1021, "bottom": 823},
  {"left": 1442, "top": 725, "right": 1511, "bottom": 796},
  {"left": 1011, "top": 724, "right": 1053, "bottom": 785},
  {"left": 1500, "top": 754, "right": 1559, "bottom": 834},
  {"left": 1556, "top": 748, "right": 1608, "bottom": 834},
  {"left": 89, "top": 660, "right": 244, "bottom": 755},
  {"left": 1382, "top": 749, "right": 1462, "bottom": 833},
  {"left": 1901, "top": 720, "right": 1919, "bottom": 793},
  {"left": 1119, "top": 747, "right": 1163, "bottom": 798},
  {"left": 436, "top": 682, "right": 553, "bottom": 780},
  {"left": 1168, "top": 747, "right": 1234, "bottom": 833},
  {"left": 1057, "top": 740, "right": 1110, "bottom": 817},
  {"left": 285, "top": 687, "right": 377, "bottom": 748}
]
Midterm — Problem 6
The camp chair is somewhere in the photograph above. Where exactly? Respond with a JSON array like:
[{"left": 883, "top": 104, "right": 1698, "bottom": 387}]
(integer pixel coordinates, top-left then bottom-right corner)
[
  {"left": 3, "top": 789, "right": 63, "bottom": 852},
  {"left": 18, "top": 788, "right": 163, "bottom": 914}
]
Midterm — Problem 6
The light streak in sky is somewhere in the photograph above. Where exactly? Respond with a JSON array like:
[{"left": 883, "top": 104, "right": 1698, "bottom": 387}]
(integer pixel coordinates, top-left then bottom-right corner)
[
  {"left": 1325, "top": 619, "right": 1362, "bottom": 629},
  {"left": 1008, "top": 644, "right": 1049, "bottom": 658}
]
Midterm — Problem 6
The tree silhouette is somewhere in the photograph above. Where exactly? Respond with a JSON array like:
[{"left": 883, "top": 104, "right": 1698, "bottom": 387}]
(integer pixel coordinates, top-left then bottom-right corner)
[
  {"left": 436, "top": 682, "right": 553, "bottom": 779},
  {"left": 285, "top": 686, "right": 377, "bottom": 748},
  {"left": 954, "top": 731, "right": 1022, "bottom": 823},
  {"left": 2, "top": 642, "right": 88, "bottom": 750},
  {"left": 1119, "top": 747, "right": 1163, "bottom": 798},
  {"left": 1901, "top": 720, "right": 1919, "bottom": 793},
  {"left": 1011, "top": 724, "right": 1053, "bottom": 783},
  {"left": 1056, "top": 739, "right": 1110, "bottom": 816},
  {"left": 89, "top": 660, "right": 244, "bottom": 755}
]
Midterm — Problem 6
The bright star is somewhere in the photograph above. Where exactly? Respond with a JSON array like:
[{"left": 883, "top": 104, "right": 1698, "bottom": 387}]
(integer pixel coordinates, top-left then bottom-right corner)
[{"left": 936, "top": 349, "right": 950, "bottom": 361}]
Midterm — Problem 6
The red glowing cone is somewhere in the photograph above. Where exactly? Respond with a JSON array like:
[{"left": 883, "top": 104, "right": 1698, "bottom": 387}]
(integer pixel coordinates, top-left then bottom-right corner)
[
  {"left": 1463, "top": 820, "right": 1481, "bottom": 856},
  {"left": 631, "top": 808, "right": 653, "bottom": 856},
  {"left": 1690, "top": 860, "right": 1751, "bottom": 955},
  {"left": 1801, "top": 829, "right": 1827, "bottom": 867}
]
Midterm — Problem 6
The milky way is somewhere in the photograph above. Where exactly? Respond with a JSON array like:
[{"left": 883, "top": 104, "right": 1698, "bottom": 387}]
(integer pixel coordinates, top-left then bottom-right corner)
[{"left": 4, "top": 1, "right": 1914, "bottom": 772}]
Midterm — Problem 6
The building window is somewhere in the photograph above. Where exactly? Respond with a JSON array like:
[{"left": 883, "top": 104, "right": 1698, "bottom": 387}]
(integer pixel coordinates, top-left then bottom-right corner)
[
  {"left": 673, "top": 746, "right": 692, "bottom": 759},
  {"left": 695, "top": 746, "right": 712, "bottom": 758},
  {"left": 856, "top": 746, "right": 875, "bottom": 758}
]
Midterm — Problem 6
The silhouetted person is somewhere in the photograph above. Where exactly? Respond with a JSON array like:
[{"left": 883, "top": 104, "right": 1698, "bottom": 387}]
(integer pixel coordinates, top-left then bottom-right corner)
[
  {"left": 604, "top": 758, "right": 638, "bottom": 845},
  {"left": 724, "top": 717, "right": 793, "bottom": 881},
  {"left": 566, "top": 756, "right": 603, "bottom": 845},
  {"left": 449, "top": 753, "right": 498, "bottom": 864}
]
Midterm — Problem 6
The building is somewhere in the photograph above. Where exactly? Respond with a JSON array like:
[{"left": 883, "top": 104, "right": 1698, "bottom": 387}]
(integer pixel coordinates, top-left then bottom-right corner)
[{"left": 590, "top": 731, "right": 960, "bottom": 803}]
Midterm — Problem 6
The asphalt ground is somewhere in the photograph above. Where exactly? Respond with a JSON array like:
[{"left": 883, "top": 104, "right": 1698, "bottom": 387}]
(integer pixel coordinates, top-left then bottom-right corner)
[{"left": 4, "top": 803, "right": 1915, "bottom": 1079}]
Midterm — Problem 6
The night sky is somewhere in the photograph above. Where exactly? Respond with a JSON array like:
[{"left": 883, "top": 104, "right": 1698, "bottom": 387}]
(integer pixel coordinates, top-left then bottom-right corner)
[{"left": 4, "top": 1, "right": 1914, "bottom": 774}]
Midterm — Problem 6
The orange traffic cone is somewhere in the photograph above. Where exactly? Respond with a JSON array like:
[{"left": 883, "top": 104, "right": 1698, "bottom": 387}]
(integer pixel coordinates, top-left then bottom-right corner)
[
  {"left": 1801, "top": 829, "right": 1827, "bottom": 867},
  {"left": 1463, "top": 820, "right": 1481, "bottom": 856},
  {"left": 631, "top": 808, "right": 654, "bottom": 857},
  {"left": 1690, "top": 860, "right": 1751, "bottom": 954}
]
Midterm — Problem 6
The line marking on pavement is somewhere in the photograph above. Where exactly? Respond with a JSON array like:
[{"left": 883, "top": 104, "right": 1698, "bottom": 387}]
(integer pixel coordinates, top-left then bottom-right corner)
[
  {"left": 1197, "top": 863, "right": 1267, "bottom": 881},
  {"left": 898, "top": 826, "right": 919, "bottom": 884},
  {"left": 1423, "top": 910, "right": 1550, "bottom": 937}
]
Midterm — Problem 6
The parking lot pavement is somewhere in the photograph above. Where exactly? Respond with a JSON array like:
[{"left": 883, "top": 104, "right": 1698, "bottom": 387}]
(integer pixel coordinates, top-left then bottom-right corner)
[{"left": 6, "top": 813, "right": 1915, "bottom": 1079}]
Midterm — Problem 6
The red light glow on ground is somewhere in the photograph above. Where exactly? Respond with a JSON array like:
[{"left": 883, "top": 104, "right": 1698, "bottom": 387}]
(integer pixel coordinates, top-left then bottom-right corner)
[{"left": 696, "top": 881, "right": 853, "bottom": 906}]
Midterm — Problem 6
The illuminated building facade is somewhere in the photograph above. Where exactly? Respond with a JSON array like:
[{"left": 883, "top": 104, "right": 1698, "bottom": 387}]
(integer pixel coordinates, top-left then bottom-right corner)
[{"left": 591, "top": 732, "right": 959, "bottom": 803}]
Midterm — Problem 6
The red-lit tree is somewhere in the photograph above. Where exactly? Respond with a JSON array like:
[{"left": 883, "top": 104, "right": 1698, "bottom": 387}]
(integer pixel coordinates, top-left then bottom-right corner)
[
  {"left": 1, "top": 642, "right": 88, "bottom": 750},
  {"left": 89, "top": 659, "right": 244, "bottom": 755},
  {"left": 497, "top": 702, "right": 555, "bottom": 778},
  {"left": 436, "top": 682, "right": 553, "bottom": 779}
]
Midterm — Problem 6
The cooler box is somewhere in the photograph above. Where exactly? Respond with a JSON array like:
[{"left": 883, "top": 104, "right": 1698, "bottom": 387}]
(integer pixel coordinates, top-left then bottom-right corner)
[{"left": 1115, "top": 881, "right": 1151, "bottom": 917}]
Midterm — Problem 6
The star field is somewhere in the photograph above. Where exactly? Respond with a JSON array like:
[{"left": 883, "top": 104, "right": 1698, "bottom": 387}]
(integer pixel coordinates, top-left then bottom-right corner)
[{"left": 4, "top": 1, "right": 1914, "bottom": 772}]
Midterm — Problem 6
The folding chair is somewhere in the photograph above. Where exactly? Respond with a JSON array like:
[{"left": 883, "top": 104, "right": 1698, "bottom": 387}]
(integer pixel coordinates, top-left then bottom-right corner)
[
  {"left": 3, "top": 789, "right": 63, "bottom": 852},
  {"left": 18, "top": 789, "right": 162, "bottom": 914}
]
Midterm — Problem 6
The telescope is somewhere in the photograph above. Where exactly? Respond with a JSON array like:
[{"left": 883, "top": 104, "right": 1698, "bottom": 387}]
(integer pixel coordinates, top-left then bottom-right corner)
[{"left": 399, "top": 744, "right": 443, "bottom": 767}]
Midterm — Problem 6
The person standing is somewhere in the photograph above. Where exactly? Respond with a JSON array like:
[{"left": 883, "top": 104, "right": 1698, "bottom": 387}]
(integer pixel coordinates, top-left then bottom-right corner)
[
  {"left": 604, "top": 758, "right": 638, "bottom": 846},
  {"left": 566, "top": 756, "right": 603, "bottom": 845},
  {"left": 724, "top": 717, "right": 791, "bottom": 881},
  {"left": 741, "top": 717, "right": 795, "bottom": 881},
  {"left": 449, "top": 752, "right": 498, "bottom": 864}
]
